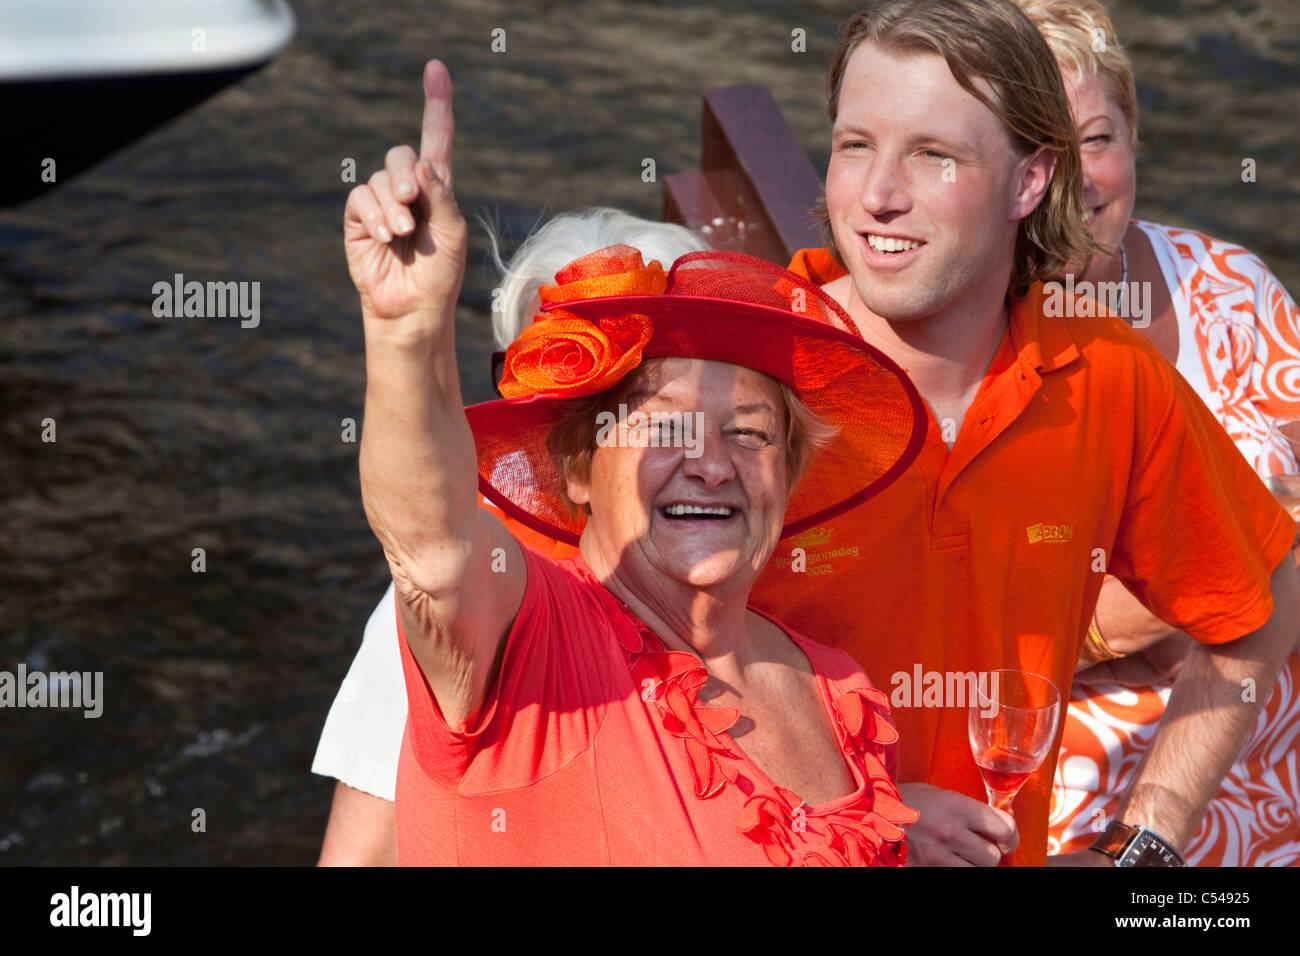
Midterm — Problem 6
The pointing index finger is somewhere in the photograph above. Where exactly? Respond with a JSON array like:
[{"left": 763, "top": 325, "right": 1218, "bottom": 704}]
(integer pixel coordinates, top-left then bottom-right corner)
[{"left": 419, "top": 59, "right": 455, "bottom": 190}]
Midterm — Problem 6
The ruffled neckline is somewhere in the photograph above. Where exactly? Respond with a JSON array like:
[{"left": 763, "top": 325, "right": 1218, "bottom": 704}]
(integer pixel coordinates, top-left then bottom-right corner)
[{"left": 562, "top": 554, "right": 918, "bottom": 866}]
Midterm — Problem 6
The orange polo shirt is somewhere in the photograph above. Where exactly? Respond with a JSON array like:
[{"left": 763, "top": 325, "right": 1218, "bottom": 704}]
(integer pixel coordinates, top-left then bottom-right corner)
[{"left": 746, "top": 249, "right": 1296, "bottom": 866}]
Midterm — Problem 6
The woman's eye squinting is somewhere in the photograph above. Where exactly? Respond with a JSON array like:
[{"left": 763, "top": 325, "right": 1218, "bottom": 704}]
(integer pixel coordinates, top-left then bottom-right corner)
[{"left": 727, "top": 428, "right": 772, "bottom": 449}]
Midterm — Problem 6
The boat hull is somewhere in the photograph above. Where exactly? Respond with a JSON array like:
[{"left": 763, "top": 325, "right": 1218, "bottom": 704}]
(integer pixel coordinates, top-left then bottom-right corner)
[{"left": 0, "top": 0, "right": 295, "bottom": 206}]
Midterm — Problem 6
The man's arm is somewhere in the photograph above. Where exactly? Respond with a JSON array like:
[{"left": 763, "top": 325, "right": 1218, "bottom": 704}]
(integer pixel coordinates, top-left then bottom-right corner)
[
  {"left": 1053, "top": 555, "right": 1300, "bottom": 864},
  {"left": 318, "top": 783, "right": 396, "bottom": 867},
  {"left": 1117, "top": 555, "right": 1300, "bottom": 847}
]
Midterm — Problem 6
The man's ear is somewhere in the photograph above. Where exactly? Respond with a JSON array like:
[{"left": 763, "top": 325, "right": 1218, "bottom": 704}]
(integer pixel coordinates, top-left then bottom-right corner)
[{"left": 1011, "top": 145, "right": 1057, "bottom": 222}]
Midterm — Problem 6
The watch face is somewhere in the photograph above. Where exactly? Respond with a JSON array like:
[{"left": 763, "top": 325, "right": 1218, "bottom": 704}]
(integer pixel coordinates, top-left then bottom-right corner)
[
  {"left": 1092, "top": 823, "right": 1182, "bottom": 866},
  {"left": 1130, "top": 830, "right": 1182, "bottom": 866}
]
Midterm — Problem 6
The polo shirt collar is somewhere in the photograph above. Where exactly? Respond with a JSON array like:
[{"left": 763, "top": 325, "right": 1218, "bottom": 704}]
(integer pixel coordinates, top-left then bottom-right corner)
[
  {"left": 931, "top": 283, "right": 1080, "bottom": 504},
  {"left": 1008, "top": 282, "right": 1081, "bottom": 375}
]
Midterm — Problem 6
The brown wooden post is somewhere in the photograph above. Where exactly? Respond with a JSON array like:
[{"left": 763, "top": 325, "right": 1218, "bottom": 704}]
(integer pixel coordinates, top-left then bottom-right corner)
[{"left": 664, "top": 84, "right": 824, "bottom": 266}]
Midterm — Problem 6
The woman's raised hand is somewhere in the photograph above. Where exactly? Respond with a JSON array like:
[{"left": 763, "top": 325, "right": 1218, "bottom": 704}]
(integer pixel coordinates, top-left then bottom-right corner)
[
  {"left": 348, "top": 59, "right": 527, "bottom": 733},
  {"left": 344, "top": 59, "right": 468, "bottom": 326}
]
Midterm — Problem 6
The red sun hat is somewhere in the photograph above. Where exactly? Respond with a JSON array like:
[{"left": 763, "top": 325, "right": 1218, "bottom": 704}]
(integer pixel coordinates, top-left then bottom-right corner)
[{"left": 466, "top": 244, "right": 926, "bottom": 545}]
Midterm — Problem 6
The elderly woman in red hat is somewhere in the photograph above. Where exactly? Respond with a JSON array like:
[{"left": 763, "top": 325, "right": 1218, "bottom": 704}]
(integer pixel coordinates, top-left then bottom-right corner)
[{"left": 342, "top": 61, "right": 926, "bottom": 866}]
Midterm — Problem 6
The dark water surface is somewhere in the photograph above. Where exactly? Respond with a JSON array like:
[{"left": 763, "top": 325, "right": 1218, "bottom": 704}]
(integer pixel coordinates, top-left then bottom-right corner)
[{"left": 1, "top": 1, "right": 1297, "bottom": 864}]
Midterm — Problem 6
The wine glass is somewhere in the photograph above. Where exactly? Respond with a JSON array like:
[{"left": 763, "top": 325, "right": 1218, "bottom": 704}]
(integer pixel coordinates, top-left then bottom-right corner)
[{"left": 967, "top": 669, "right": 1061, "bottom": 811}]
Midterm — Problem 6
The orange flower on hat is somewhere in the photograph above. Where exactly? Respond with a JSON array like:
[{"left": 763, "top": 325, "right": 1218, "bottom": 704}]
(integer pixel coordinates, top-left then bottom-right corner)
[
  {"left": 497, "top": 310, "right": 654, "bottom": 399},
  {"left": 496, "top": 244, "right": 666, "bottom": 399}
]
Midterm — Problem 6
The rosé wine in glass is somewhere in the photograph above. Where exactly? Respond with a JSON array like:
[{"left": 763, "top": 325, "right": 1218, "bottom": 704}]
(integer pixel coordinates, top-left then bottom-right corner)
[{"left": 968, "top": 669, "right": 1061, "bottom": 813}]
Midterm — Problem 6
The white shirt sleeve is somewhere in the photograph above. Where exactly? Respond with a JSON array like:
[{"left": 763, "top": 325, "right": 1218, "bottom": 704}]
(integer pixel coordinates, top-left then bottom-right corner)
[{"left": 310, "top": 581, "right": 406, "bottom": 802}]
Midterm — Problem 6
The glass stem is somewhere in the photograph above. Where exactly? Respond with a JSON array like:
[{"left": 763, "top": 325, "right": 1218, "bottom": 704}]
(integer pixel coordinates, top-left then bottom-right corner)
[{"left": 984, "top": 785, "right": 1020, "bottom": 812}]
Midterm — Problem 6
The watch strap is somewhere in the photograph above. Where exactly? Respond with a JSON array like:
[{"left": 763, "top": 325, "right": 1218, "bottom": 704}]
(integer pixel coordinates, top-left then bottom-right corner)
[{"left": 1090, "top": 820, "right": 1136, "bottom": 859}]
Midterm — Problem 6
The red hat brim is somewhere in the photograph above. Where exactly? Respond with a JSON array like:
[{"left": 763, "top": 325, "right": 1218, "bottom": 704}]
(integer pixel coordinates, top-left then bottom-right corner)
[{"left": 469, "top": 293, "right": 926, "bottom": 545}]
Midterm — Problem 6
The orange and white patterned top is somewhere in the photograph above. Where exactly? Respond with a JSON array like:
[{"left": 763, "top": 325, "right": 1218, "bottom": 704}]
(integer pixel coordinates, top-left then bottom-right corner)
[{"left": 1049, "top": 220, "right": 1300, "bottom": 865}]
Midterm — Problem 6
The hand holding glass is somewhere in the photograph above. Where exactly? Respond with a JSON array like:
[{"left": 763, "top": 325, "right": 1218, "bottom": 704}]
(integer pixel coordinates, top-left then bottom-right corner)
[{"left": 968, "top": 669, "right": 1061, "bottom": 811}]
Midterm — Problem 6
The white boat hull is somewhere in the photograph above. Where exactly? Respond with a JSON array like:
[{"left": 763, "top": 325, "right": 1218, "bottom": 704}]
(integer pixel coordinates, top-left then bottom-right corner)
[
  {"left": 0, "top": 0, "right": 295, "bottom": 81},
  {"left": 0, "top": 0, "right": 297, "bottom": 205}
]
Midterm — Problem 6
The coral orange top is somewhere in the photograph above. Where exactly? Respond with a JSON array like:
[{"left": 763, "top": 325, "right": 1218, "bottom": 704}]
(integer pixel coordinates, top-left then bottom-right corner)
[
  {"left": 394, "top": 545, "right": 917, "bottom": 866},
  {"left": 747, "top": 249, "right": 1295, "bottom": 866}
]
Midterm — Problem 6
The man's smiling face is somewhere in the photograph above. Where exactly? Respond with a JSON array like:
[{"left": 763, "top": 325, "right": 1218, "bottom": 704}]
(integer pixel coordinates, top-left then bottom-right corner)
[{"left": 826, "top": 41, "right": 1046, "bottom": 325}]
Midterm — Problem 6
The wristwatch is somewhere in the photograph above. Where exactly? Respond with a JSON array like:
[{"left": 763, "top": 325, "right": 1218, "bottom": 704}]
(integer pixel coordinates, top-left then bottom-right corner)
[{"left": 1090, "top": 821, "right": 1186, "bottom": 867}]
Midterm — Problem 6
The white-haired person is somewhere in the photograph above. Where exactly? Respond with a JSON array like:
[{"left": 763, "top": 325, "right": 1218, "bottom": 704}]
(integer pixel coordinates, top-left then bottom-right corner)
[
  {"left": 314, "top": 208, "right": 707, "bottom": 864},
  {"left": 336, "top": 59, "right": 929, "bottom": 865},
  {"left": 1013, "top": 0, "right": 1300, "bottom": 865}
]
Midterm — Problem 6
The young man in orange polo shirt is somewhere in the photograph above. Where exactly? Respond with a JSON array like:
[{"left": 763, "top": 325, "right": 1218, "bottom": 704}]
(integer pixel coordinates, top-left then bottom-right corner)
[
  {"left": 743, "top": 0, "right": 1298, "bottom": 867},
  {"left": 316, "top": 0, "right": 1299, "bottom": 867}
]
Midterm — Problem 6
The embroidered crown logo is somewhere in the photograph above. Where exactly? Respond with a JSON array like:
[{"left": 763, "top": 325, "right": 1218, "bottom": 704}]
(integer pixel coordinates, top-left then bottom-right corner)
[{"left": 792, "top": 526, "right": 833, "bottom": 548}]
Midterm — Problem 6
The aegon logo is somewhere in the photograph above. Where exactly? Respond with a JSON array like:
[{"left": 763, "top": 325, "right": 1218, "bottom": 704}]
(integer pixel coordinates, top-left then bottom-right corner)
[{"left": 1027, "top": 523, "right": 1074, "bottom": 544}]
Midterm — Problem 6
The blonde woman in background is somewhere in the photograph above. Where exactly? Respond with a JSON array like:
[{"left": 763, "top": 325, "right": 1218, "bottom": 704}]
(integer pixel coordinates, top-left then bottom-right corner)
[{"left": 1015, "top": 0, "right": 1300, "bottom": 865}]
